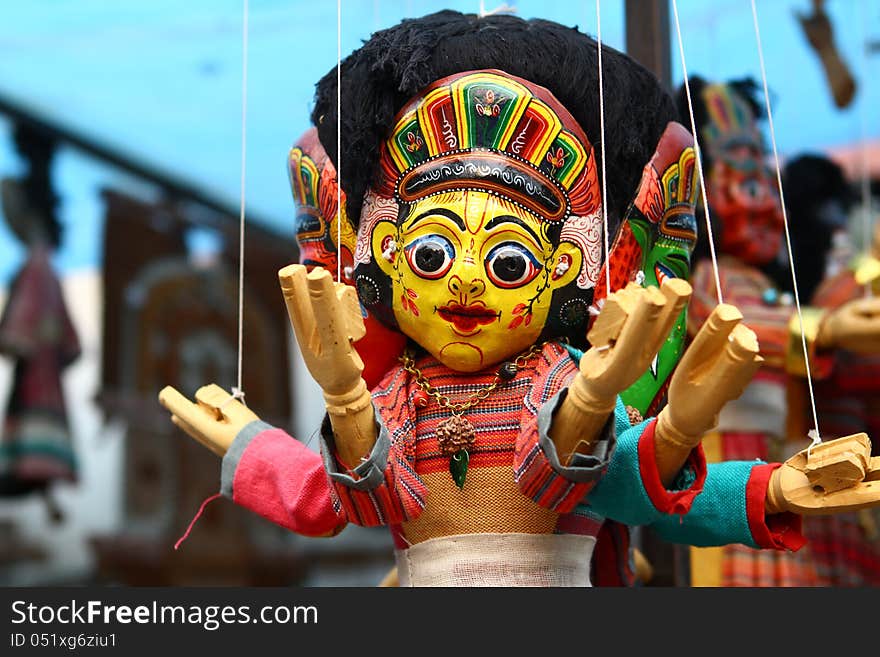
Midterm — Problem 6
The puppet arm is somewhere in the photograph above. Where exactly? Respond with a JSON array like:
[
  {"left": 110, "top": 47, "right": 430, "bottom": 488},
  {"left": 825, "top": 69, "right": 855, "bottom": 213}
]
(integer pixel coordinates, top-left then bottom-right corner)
[
  {"left": 158, "top": 384, "right": 347, "bottom": 537},
  {"left": 552, "top": 276, "right": 761, "bottom": 488},
  {"left": 654, "top": 303, "right": 763, "bottom": 486},
  {"left": 548, "top": 279, "right": 690, "bottom": 466},
  {"left": 279, "top": 264, "right": 376, "bottom": 469},
  {"left": 586, "top": 400, "right": 804, "bottom": 551}
]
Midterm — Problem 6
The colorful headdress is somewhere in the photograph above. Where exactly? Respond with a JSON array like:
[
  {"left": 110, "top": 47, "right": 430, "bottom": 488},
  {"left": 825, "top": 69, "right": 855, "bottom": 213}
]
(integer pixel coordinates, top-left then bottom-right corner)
[
  {"left": 288, "top": 127, "right": 356, "bottom": 280},
  {"left": 698, "top": 82, "right": 763, "bottom": 164},
  {"left": 288, "top": 127, "right": 406, "bottom": 387},
  {"left": 360, "top": 69, "right": 603, "bottom": 291}
]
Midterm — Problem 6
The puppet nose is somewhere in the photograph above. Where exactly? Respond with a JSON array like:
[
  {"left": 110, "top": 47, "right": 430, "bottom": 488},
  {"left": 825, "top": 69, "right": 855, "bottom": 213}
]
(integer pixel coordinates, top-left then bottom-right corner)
[{"left": 448, "top": 275, "right": 485, "bottom": 298}]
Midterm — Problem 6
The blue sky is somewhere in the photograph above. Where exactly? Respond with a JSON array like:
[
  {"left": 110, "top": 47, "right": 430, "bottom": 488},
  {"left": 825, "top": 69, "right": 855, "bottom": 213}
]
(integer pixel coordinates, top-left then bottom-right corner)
[{"left": 0, "top": 0, "right": 877, "bottom": 281}]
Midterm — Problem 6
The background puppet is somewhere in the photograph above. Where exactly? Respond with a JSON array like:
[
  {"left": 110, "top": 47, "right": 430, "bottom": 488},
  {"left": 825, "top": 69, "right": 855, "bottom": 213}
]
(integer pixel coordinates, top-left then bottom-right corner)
[
  {"left": 778, "top": 160, "right": 880, "bottom": 586},
  {"left": 161, "top": 12, "right": 880, "bottom": 586},
  {"left": 0, "top": 124, "right": 81, "bottom": 524},
  {"left": 681, "top": 77, "right": 880, "bottom": 587}
]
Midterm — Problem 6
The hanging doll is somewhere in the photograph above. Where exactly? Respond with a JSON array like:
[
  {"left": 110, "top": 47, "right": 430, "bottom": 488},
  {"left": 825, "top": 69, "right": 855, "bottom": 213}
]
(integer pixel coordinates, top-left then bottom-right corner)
[
  {"left": 786, "top": 165, "right": 880, "bottom": 586},
  {"left": 160, "top": 11, "right": 880, "bottom": 587},
  {"left": 681, "top": 78, "right": 880, "bottom": 586},
  {"left": 0, "top": 126, "right": 81, "bottom": 523}
]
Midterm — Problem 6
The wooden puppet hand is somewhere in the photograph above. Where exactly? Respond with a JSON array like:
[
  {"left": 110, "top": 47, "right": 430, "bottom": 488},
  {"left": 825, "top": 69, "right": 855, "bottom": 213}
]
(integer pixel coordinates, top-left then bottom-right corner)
[
  {"left": 279, "top": 264, "right": 366, "bottom": 395},
  {"left": 158, "top": 384, "right": 260, "bottom": 457},
  {"left": 654, "top": 305, "right": 763, "bottom": 486},
  {"left": 578, "top": 279, "right": 692, "bottom": 405},
  {"left": 278, "top": 264, "right": 376, "bottom": 466},
  {"left": 550, "top": 279, "right": 691, "bottom": 463},
  {"left": 766, "top": 433, "right": 880, "bottom": 516},
  {"left": 816, "top": 296, "right": 880, "bottom": 354}
]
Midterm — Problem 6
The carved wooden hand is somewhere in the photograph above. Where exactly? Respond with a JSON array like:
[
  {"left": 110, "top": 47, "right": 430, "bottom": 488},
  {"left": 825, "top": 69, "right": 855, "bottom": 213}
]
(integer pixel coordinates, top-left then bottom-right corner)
[
  {"left": 579, "top": 278, "right": 692, "bottom": 403},
  {"left": 279, "top": 264, "right": 366, "bottom": 395},
  {"left": 158, "top": 383, "right": 259, "bottom": 457},
  {"left": 767, "top": 433, "right": 880, "bottom": 515},
  {"left": 817, "top": 296, "right": 880, "bottom": 354},
  {"left": 550, "top": 279, "right": 691, "bottom": 464},
  {"left": 278, "top": 264, "right": 376, "bottom": 467},
  {"left": 657, "top": 304, "right": 763, "bottom": 447}
]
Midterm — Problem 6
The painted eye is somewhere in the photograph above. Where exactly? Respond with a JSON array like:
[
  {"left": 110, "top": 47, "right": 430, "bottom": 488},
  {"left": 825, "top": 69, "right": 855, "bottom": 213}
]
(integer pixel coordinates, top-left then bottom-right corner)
[
  {"left": 654, "top": 262, "right": 675, "bottom": 286},
  {"left": 486, "top": 242, "right": 542, "bottom": 289},
  {"left": 404, "top": 235, "right": 455, "bottom": 279}
]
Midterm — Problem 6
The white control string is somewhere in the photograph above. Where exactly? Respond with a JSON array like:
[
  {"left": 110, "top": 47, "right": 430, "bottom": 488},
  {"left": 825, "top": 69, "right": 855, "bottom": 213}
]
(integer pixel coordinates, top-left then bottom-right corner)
[
  {"left": 234, "top": 0, "right": 249, "bottom": 402},
  {"left": 337, "top": 0, "right": 343, "bottom": 282},
  {"left": 671, "top": 0, "right": 724, "bottom": 305},
  {"left": 596, "top": 0, "right": 611, "bottom": 298},
  {"left": 749, "top": 0, "right": 821, "bottom": 445},
  {"left": 858, "top": 0, "right": 874, "bottom": 298}
]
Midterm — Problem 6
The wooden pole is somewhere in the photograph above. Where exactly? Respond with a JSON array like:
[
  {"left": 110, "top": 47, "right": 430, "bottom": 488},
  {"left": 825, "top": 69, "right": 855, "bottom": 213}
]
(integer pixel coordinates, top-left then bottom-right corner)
[{"left": 624, "top": 0, "right": 672, "bottom": 91}]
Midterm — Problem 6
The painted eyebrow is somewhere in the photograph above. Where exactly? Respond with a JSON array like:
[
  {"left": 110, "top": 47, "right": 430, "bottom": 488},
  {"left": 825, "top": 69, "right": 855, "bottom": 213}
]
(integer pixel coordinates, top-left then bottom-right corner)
[
  {"left": 406, "top": 208, "right": 466, "bottom": 231},
  {"left": 484, "top": 214, "right": 543, "bottom": 245}
]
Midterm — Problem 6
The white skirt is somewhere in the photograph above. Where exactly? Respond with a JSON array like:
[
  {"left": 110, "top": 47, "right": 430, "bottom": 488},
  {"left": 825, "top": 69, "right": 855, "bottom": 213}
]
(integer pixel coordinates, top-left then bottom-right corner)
[{"left": 394, "top": 532, "right": 596, "bottom": 587}]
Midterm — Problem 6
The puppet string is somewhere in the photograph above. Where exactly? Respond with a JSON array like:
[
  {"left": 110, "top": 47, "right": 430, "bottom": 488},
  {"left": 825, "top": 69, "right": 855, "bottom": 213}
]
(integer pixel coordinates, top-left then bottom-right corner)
[
  {"left": 671, "top": 0, "right": 723, "bottom": 305},
  {"left": 750, "top": 0, "right": 821, "bottom": 447},
  {"left": 336, "top": 0, "right": 343, "bottom": 283},
  {"left": 233, "top": 0, "right": 249, "bottom": 403},
  {"left": 859, "top": 0, "right": 873, "bottom": 298},
  {"left": 596, "top": 0, "right": 611, "bottom": 298}
]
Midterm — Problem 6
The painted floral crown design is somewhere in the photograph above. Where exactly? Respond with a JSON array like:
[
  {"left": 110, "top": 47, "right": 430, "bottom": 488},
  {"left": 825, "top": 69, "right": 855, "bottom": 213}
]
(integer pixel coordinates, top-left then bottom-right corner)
[
  {"left": 288, "top": 128, "right": 356, "bottom": 272},
  {"left": 700, "top": 83, "right": 763, "bottom": 164},
  {"left": 363, "top": 69, "right": 604, "bottom": 290}
]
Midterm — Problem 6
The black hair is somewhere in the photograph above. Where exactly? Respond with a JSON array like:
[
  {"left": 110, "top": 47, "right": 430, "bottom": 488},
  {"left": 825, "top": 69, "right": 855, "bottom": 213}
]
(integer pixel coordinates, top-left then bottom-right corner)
[
  {"left": 312, "top": 10, "right": 678, "bottom": 236},
  {"left": 763, "top": 153, "right": 855, "bottom": 300},
  {"left": 6, "top": 123, "right": 62, "bottom": 248}
]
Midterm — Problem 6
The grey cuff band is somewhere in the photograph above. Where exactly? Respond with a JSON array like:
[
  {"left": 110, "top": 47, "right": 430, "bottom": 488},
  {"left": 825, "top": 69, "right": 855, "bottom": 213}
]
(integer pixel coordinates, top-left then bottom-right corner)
[
  {"left": 319, "top": 402, "right": 390, "bottom": 491},
  {"left": 537, "top": 388, "right": 616, "bottom": 483},
  {"left": 220, "top": 420, "right": 274, "bottom": 498}
]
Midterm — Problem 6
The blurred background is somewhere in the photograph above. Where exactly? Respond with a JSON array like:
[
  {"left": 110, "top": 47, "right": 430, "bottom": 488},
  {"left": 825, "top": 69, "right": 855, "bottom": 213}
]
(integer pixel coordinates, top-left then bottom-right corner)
[{"left": 0, "top": 0, "right": 876, "bottom": 587}]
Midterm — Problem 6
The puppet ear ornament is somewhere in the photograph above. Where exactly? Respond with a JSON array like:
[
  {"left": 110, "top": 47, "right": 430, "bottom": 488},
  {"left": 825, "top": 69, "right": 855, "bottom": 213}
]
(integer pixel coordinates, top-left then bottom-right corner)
[
  {"left": 552, "top": 256, "right": 571, "bottom": 280},
  {"left": 381, "top": 238, "right": 398, "bottom": 262}
]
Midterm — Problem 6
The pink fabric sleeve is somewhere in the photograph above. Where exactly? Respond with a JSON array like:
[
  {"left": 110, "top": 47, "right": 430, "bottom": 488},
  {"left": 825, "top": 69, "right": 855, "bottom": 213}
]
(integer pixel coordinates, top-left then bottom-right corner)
[{"left": 222, "top": 421, "right": 347, "bottom": 537}]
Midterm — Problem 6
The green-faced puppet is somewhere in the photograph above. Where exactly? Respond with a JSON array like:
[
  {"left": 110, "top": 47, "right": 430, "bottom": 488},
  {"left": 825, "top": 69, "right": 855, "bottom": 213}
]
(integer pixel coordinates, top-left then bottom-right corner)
[{"left": 591, "top": 123, "right": 698, "bottom": 419}]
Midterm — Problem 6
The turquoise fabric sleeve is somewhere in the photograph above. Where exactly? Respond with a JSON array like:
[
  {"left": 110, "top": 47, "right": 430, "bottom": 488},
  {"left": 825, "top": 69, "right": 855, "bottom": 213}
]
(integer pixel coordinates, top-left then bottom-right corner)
[
  {"left": 648, "top": 460, "right": 762, "bottom": 548},
  {"left": 586, "top": 399, "right": 689, "bottom": 525}
]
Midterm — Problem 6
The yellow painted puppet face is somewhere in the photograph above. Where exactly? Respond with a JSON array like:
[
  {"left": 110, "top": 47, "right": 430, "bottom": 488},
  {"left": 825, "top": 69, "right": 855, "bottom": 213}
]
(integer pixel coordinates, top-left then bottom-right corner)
[{"left": 373, "top": 190, "right": 581, "bottom": 372}]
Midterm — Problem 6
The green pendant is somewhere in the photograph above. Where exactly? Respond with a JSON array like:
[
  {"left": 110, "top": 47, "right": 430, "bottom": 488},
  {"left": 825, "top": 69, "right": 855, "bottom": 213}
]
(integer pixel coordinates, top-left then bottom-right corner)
[{"left": 449, "top": 449, "right": 469, "bottom": 490}]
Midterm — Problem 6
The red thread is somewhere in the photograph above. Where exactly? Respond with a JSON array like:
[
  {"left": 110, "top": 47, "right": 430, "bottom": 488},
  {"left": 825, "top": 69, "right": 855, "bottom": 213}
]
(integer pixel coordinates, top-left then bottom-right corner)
[{"left": 174, "top": 493, "right": 222, "bottom": 550}]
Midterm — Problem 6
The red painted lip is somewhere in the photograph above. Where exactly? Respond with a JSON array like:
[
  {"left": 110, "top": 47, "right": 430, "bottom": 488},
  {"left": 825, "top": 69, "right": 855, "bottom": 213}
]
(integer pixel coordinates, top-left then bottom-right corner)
[{"left": 437, "top": 302, "right": 499, "bottom": 333}]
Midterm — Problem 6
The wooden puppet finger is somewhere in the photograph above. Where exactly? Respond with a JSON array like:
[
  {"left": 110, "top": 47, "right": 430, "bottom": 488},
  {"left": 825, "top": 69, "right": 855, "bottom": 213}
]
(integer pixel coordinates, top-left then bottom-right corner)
[
  {"left": 659, "top": 278, "right": 693, "bottom": 313},
  {"left": 171, "top": 414, "right": 225, "bottom": 457},
  {"left": 159, "top": 386, "right": 223, "bottom": 436},
  {"left": 641, "top": 279, "right": 692, "bottom": 358},
  {"left": 708, "top": 323, "right": 762, "bottom": 401},
  {"left": 158, "top": 385, "right": 199, "bottom": 418},
  {"left": 307, "top": 267, "right": 351, "bottom": 358},
  {"left": 194, "top": 384, "right": 236, "bottom": 420},
  {"left": 193, "top": 383, "right": 259, "bottom": 428},
  {"left": 335, "top": 282, "right": 367, "bottom": 343},
  {"left": 278, "top": 264, "right": 318, "bottom": 349},
  {"left": 615, "top": 285, "right": 667, "bottom": 361},
  {"left": 678, "top": 303, "right": 743, "bottom": 373}
]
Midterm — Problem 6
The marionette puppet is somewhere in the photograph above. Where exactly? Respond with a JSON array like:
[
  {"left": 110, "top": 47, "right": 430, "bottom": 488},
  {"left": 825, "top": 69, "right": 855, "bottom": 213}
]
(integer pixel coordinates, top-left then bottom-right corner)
[
  {"left": 160, "top": 12, "right": 880, "bottom": 587},
  {"left": 0, "top": 126, "right": 81, "bottom": 525},
  {"left": 682, "top": 78, "right": 880, "bottom": 587},
  {"left": 788, "top": 167, "right": 880, "bottom": 587}
]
